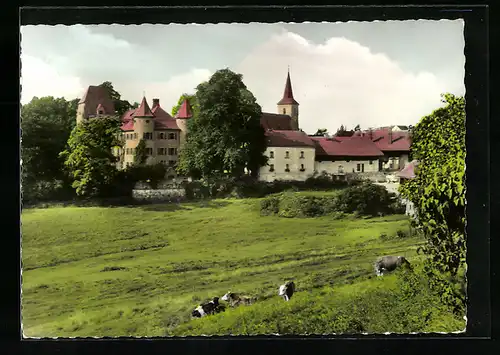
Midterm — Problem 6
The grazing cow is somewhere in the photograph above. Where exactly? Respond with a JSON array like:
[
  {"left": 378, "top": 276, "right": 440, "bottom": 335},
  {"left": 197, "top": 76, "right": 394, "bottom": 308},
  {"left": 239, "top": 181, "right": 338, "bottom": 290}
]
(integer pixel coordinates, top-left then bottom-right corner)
[
  {"left": 191, "top": 297, "right": 220, "bottom": 318},
  {"left": 374, "top": 256, "right": 412, "bottom": 276},
  {"left": 278, "top": 281, "right": 295, "bottom": 301},
  {"left": 221, "top": 291, "right": 254, "bottom": 308}
]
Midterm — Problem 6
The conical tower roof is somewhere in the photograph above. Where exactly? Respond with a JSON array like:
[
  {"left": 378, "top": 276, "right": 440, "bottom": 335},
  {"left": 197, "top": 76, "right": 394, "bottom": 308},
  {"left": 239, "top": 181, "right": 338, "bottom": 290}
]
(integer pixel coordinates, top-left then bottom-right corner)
[{"left": 277, "top": 70, "right": 299, "bottom": 106}]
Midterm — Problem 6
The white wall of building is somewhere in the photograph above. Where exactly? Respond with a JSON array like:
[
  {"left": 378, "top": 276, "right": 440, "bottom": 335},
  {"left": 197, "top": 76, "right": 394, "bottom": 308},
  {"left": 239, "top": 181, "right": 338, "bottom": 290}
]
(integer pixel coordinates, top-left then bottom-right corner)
[
  {"left": 258, "top": 146, "right": 315, "bottom": 182},
  {"left": 314, "top": 158, "right": 380, "bottom": 175}
]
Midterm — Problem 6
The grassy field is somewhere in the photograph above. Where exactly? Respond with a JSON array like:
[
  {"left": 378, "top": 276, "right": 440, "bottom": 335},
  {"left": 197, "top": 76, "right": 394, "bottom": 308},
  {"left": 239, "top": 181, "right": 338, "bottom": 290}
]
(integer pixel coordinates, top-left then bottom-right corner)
[{"left": 21, "top": 195, "right": 464, "bottom": 337}]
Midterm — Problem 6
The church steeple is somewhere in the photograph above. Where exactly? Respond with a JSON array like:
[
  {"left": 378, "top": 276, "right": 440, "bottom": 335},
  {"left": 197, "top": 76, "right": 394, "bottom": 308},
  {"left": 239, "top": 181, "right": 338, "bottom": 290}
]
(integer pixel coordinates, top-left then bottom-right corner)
[{"left": 277, "top": 68, "right": 300, "bottom": 130}]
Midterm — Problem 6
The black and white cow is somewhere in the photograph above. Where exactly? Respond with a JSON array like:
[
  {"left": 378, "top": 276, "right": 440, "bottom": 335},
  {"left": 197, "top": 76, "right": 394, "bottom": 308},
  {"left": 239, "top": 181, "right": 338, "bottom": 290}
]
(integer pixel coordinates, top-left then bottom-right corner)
[
  {"left": 191, "top": 297, "right": 221, "bottom": 318},
  {"left": 221, "top": 291, "right": 254, "bottom": 308},
  {"left": 374, "top": 256, "right": 412, "bottom": 276},
  {"left": 278, "top": 281, "right": 295, "bottom": 301}
]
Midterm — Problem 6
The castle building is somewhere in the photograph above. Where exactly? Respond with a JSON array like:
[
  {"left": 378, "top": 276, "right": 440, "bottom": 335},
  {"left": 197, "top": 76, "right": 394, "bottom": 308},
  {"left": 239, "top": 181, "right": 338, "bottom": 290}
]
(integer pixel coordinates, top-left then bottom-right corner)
[{"left": 77, "top": 69, "right": 411, "bottom": 182}]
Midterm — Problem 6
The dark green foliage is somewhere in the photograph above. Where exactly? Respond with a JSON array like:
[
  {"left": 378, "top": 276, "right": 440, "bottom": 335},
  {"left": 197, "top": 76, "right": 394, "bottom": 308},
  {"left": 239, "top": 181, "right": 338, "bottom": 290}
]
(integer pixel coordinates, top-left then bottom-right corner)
[
  {"left": 21, "top": 96, "right": 79, "bottom": 196},
  {"left": 311, "top": 128, "right": 328, "bottom": 136},
  {"left": 133, "top": 139, "right": 148, "bottom": 166},
  {"left": 60, "top": 115, "right": 123, "bottom": 197},
  {"left": 335, "top": 181, "right": 398, "bottom": 216},
  {"left": 177, "top": 69, "right": 267, "bottom": 179},
  {"left": 335, "top": 124, "right": 355, "bottom": 137},
  {"left": 260, "top": 181, "right": 403, "bottom": 218},
  {"left": 399, "top": 93, "right": 465, "bottom": 277}
]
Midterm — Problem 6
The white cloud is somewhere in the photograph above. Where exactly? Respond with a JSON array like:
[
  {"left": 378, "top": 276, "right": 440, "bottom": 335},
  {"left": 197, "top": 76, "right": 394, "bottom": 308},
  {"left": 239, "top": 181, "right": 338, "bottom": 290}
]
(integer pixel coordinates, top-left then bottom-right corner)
[
  {"left": 116, "top": 68, "right": 212, "bottom": 110},
  {"left": 20, "top": 55, "right": 85, "bottom": 104},
  {"left": 235, "top": 31, "right": 455, "bottom": 134}
]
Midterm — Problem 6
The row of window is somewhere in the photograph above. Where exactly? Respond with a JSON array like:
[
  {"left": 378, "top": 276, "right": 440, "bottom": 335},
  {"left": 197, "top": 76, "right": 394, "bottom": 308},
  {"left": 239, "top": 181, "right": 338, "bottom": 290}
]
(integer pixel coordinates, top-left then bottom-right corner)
[
  {"left": 124, "top": 148, "right": 178, "bottom": 156},
  {"left": 269, "top": 151, "right": 305, "bottom": 159},
  {"left": 268, "top": 163, "right": 367, "bottom": 174},
  {"left": 269, "top": 164, "right": 306, "bottom": 172},
  {"left": 124, "top": 132, "right": 178, "bottom": 140}
]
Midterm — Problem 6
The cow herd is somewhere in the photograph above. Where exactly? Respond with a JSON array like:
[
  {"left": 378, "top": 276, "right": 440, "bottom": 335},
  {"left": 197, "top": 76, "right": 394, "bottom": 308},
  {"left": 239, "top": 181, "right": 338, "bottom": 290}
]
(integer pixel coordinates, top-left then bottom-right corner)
[{"left": 191, "top": 256, "right": 411, "bottom": 319}]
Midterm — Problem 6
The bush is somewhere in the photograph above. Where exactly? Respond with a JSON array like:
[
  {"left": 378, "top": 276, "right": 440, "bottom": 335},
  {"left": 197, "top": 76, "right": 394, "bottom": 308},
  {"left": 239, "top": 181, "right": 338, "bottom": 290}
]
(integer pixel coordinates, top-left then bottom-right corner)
[
  {"left": 335, "top": 181, "right": 397, "bottom": 216},
  {"left": 260, "top": 195, "right": 280, "bottom": 216},
  {"left": 22, "top": 179, "right": 76, "bottom": 205}
]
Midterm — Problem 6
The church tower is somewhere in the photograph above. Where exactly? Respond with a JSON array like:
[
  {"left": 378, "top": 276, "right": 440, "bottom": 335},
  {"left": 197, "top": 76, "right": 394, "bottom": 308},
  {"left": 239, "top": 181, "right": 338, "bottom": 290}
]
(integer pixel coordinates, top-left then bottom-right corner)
[{"left": 277, "top": 69, "right": 299, "bottom": 130}]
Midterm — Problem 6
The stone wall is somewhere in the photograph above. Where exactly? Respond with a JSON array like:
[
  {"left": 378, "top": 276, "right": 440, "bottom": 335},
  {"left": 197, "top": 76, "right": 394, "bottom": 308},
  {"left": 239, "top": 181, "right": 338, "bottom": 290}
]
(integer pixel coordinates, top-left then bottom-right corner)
[{"left": 131, "top": 180, "right": 186, "bottom": 202}]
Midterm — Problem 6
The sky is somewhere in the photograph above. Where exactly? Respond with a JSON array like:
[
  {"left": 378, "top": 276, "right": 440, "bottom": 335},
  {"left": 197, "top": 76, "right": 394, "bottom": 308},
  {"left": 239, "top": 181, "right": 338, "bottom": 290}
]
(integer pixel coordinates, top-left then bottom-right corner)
[{"left": 20, "top": 20, "right": 465, "bottom": 135}]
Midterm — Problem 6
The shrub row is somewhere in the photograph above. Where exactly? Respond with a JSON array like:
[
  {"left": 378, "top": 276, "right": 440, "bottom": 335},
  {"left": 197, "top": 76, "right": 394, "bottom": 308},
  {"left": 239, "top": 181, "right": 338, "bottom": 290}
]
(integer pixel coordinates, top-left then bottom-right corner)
[{"left": 260, "top": 181, "right": 404, "bottom": 217}]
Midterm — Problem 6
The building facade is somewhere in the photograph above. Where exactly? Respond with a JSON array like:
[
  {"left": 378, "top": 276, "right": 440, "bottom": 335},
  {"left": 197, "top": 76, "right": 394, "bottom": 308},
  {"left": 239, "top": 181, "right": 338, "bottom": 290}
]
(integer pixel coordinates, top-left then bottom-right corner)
[{"left": 76, "top": 70, "right": 411, "bottom": 182}]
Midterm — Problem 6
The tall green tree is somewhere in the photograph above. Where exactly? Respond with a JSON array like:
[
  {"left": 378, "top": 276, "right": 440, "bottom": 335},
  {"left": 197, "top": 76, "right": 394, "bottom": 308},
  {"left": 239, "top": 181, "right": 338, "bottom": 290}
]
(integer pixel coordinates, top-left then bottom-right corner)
[
  {"left": 99, "top": 81, "right": 133, "bottom": 116},
  {"left": 177, "top": 68, "right": 267, "bottom": 179},
  {"left": 399, "top": 93, "right": 465, "bottom": 277},
  {"left": 171, "top": 93, "right": 198, "bottom": 117},
  {"left": 21, "top": 96, "right": 79, "bottom": 185},
  {"left": 60, "top": 115, "right": 123, "bottom": 197},
  {"left": 134, "top": 139, "right": 148, "bottom": 166},
  {"left": 335, "top": 124, "right": 354, "bottom": 137}
]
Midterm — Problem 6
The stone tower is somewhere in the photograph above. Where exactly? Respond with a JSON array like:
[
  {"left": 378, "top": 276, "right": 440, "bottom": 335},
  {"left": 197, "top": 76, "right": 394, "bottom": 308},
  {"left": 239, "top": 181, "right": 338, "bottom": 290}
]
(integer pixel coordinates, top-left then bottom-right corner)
[
  {"left": 175, "top": 98, "right": 193, "bottom": 147},
  {"left": 133, "top": 97, "right": 155, "bottom": 163},
  {"left": 277, "top": 70, "right": 299, "bottom": 130}
]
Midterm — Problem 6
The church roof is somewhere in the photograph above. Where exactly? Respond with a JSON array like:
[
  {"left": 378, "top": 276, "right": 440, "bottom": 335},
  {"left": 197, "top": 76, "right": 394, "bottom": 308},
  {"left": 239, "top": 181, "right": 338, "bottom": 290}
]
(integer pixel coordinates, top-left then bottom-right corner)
[
  {"left": 260, "top": 112, "right": 293, "bottom": 130},
  {"left": 277, "top": 71, "right": 299, "bottom": 106}
]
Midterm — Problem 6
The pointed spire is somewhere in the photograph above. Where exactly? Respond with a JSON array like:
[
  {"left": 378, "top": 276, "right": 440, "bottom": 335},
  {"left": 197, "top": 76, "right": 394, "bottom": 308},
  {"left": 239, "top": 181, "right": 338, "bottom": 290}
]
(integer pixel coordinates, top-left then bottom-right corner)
[
  {"left": 277, "top": 68, "right": 299, "bottom": 106},
  {"left": 134, "top": 96, "right": 155, "bottom": 118},
  {"left": 175, "top": 98, "right": 193, "bottom": 119}
]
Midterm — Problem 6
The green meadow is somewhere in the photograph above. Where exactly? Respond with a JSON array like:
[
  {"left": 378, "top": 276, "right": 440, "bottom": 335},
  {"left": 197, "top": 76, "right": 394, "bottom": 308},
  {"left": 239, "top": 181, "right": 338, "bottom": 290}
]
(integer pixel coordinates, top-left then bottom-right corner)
[{"left": 21, "top": 195, "right": 465, "bottom": 337}]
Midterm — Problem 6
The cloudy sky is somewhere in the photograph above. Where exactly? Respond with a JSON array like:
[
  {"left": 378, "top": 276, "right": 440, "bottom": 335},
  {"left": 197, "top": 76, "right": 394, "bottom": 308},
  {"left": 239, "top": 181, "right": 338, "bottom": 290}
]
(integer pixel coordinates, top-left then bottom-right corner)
[{"left": 20, "top": 20, "right": 465, "bottom": 134}]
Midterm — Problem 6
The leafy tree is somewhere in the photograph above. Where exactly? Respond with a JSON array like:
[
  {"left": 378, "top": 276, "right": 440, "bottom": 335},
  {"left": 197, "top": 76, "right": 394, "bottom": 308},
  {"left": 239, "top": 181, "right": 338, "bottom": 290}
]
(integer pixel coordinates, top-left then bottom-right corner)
[
  {"left": 399, "top": 93, "right": 465, "bottom": 278},
  {"left": 335, "top": 124, "right": 355, "bottom": 137},
  {"left": 99, "top": 81, "right": 133, "bottom": 116},
  {"left": 134, "top": 139, "right": 148, "bottom": 166},
  {"left": 354, "top": 124, "right": 361, "bottom": 131},
  {"left": 131, "top": 102, "right": 140, "bottom": 109},
  {"left": 21, "top": 96, "right": 79, "bottom": 186},
  {"left": 312, "top": 128, "right": 328, "bottom": 136},
  {"left": 171, "top": 93, "right": 198, "bottom": 117},
  {"left": 60, "top": 115, "right": 123, "bottom": 197},
  {"left": 177, "top": 68, "right": 267, "bottom": 179}
]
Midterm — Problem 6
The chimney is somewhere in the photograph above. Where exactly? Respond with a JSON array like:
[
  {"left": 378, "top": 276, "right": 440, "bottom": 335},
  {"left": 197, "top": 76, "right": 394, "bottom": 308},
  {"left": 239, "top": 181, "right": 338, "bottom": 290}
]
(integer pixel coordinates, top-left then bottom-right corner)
[
  {"left": 388, "top": 130, "right": 393, "bottom": 144},
  {"left": 152, "top": 98, "right": 160, "bottom": 108}
]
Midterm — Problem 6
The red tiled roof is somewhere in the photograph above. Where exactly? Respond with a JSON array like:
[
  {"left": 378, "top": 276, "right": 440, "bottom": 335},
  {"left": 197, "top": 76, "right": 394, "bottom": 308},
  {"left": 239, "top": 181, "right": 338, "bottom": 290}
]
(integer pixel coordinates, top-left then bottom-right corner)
[
  {"left": 354, "top": 129, "right": 411, "bottom": 152},
  {"left": 260, "top": 112, "right": 293, "bottom": 130},
  {"left": 79, "top": 85, "right": 115, "bottom": 117},
  {"left": 155, "top": 118, "right": 180, "bottom": 130},
  {"left": 151, "top": 104, "right": 173, "bottom": 119},
  {"left": 134, "top": 97, "right": 154, "bottom": 118},
  {"left": 311, "top": 136, "right": 384, "bottom": 157},
  {"left": 121, "top": 120, "right": 134, "bottom": 131},
  {"left": 175, "top": 99, "right": 193, "bottom": 119},
  {"left": 397, "top": 160, "right": 419, "bottom": 179},
  {"left": 277, "top": 71, "right": 299, "bottom": 106},
  {"left": 266, "top": 130, "right": 315, "bottom": 148}
]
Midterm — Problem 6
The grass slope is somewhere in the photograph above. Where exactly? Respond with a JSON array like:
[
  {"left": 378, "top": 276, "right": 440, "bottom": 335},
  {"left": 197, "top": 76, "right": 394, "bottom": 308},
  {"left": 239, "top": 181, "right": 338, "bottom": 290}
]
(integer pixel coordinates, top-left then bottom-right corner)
[{"left": 21, "top": 196, "right": 462, "bottom": 337}]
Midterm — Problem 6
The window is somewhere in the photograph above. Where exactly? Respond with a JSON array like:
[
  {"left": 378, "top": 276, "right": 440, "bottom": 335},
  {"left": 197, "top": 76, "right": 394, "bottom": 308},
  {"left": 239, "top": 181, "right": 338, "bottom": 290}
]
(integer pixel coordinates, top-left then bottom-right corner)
[
  {"left": 168, "top": 148, "right": 178, "bottom": 156},
  {"left": 98, "top": 110, "right": 104, "bottom": 115},
  {"left": 133, "top": 133, "right": 138, "bottom": 140},
  {"left": 282, "top": 108, "right": 286, "bottom": 114},
  {"left": 285, "top": 151, "right": 290, "bottom": 159},
  {"left": 146, "top": 120, "right": 150, "bottom": 124},
  {"left": 269, "top": 164, "right": 275, "bottom": 172},
  {"left": 143, "top": 132, "right": 153, "bottom": 140},
  {"left": 338, "top": 165, "right": 344, "bottom": 174},
  {"left": 300, "top": 164, "right": 305, "bottom": 171},
  {"left": 146, "top": 148, "right": 153, "bottom": 155},
  {"left": 168, "top": 160, "right": 176, "bottom": 166},
  {"left": 160, "top": 160, "right": 166, "bottom": 164},
  {"left": 168, "top": 132, "right": 177, "bottom": 140},
  {"left": 357, "top": 163, "right": 361, "bottom": 172},
  {"left": 158, "top": 132, "right": 165, "bottom": 140},
  {"left": 285, "top": 164, "right": 290, "bottom": 172},
  {"left": 269, "top": 151, "right": 274, "bottom": 159},
  {"left": 157, "top": 148, "right": 166, "bottom": 155},
  {"left": 300, "top": 151, "right": 305, "bottom": 159}
]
